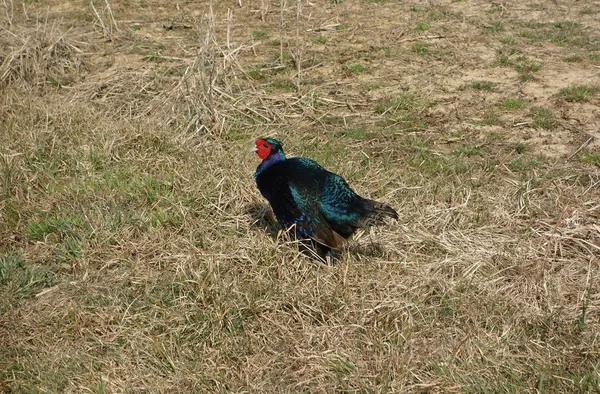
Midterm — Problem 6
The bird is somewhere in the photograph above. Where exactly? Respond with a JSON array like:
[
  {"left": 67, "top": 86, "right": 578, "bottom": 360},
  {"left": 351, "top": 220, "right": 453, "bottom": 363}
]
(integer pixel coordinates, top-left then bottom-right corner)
[{"left": 253, "top": 137, "right": 398, "bottom": 257}]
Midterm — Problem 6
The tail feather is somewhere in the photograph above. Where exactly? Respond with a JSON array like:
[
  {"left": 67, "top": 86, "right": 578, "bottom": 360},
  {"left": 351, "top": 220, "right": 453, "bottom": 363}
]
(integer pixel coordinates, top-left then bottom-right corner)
[{"left": 357, "top": 199, "right": 398, "bottom": 228}]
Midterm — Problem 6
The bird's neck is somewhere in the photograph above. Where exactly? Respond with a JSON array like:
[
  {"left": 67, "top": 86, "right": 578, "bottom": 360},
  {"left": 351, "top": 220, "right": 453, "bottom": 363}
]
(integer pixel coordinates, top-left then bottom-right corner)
[{"left": 256, "top": 151, "right": 286, "bottom": 174}]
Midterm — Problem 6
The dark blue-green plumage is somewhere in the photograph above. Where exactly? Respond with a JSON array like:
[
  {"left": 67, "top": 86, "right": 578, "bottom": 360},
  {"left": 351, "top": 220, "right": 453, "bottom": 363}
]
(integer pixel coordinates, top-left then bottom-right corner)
[{"left": 254, "top": 138, "right": 398, "bottom": 252}]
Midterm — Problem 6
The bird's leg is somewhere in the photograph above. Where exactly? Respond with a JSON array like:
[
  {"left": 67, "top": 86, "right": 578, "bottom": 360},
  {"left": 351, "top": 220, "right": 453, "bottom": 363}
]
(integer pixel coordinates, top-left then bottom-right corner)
[{"left": 324, "top": 249, "right": 339, "bottom": 265}]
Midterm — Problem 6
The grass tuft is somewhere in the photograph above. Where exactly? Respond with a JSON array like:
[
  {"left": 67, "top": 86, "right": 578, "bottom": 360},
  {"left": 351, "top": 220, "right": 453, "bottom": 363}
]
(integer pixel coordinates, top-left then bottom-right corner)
[
  {"left": 412, "top": 42, "right": 430, "bottom": 55},
  {"left": 1, "top": 253, "right": 56, "bottom": 313},
  {"left": 346, "top": 63, "right": 368, "bottom": 73},
  {"left": 499, "top": 98, "right": 527, "bottom": 110},
  {"left": 500, "top": 37, "right": 516, "bottom": 45},
  {"left": 482, "top": 21, "right": 504, "bottom": 34},
  {"left": 251, "top": 29, "right": 269, "bottom": 39},
  {"left": 563, "top": 55, "right": 582, "bottom": 63},
  {"left": 0, "top": 24, "right": 81, "bottom": 88},
  {"left": 428, "top": 9, "right": 451, "bottom": 21},
  {"left": 470, "top": 80, "right": 495, "bottom": 90},
  {"left": 559, "top": 85, "right": 598, "bottom": 102},
  {"left": 314, "top": 35, "right": 327, "bottom": 44},
  {"left": 530, "top": 107, "right": 556, "bottom": 129},
  {"left": 576, "top": 151, "right": 600, "bottom": 166},
  {"left": 415, "top": 23, "right": 430, "bottom": 31},
  {"left": 513, "top": 57, "right": 541, "bottom": 80},
  {"left": 364, "top": 82, "right": 381, "bottom": 90}
]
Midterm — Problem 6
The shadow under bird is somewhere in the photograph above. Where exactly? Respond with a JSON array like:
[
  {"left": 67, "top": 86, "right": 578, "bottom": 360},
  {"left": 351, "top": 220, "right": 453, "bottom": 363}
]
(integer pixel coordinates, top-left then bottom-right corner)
[{"left": 253, "top": 137, "right": 398, "bottom": 256}]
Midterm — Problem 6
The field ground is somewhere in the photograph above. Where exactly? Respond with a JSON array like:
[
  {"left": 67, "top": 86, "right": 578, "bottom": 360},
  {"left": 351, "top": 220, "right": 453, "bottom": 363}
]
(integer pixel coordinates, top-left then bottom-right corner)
[{"left": 1, "top": 0, "right": 600, "bottom": 392}]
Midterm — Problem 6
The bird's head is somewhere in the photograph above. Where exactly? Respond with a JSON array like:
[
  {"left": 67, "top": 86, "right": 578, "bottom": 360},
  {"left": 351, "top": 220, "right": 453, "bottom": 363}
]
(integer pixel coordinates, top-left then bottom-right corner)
[{"left": 253, "top": 137, "right": 285, "bottom": 160}]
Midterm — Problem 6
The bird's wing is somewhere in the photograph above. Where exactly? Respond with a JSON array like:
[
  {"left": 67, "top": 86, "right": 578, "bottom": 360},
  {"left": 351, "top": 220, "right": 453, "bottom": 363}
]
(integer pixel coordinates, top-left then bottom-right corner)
[
  {"left": 287, "top": 182, "right": 346, "bottom": 249},
  {"left": 284, "top": 158, "right": 363, "bottom": 240},
  {"left": 318, "top": 173, "right": 361, "bottom": 227}
]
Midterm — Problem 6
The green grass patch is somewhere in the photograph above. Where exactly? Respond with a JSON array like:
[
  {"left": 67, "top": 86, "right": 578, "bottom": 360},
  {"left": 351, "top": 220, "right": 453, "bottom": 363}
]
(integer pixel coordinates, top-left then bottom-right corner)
[
  {"left": 589, "top": 53, "right": 600, "bottom": 62},
  {"left": 148, "top": 207, "right": 182, "bottom": 228},
  {"left": 101, "top": 172, "right": 173, "bottom": 204},
  {"left": 559, "top": 85, "right": 598, "bottom": 102},
  {"left": 412, "top": 42, "right": 430, "bottom": 55},
  {"left": 508, "top": 157, "right": 540, "bottom": 172},
  {"left": 314, "top": 35, "right": 327, "bottom": 44},
  {"left": 515, "top": 59, "right": 541, "bottom": 73},
  {"left": 300, "top": 141, "right": 350, "bottom": 168},
  {"left": 530, "top": 107, "right": 556, "bottom": 129},
  {"left": 346, "top": 63, "right": 368, "bottom": 73},
  {"left": 344, "top": 128, "right": 368, "bottom": 140},
  {"left": 500, "top": 37, "right": 516, "bottom": 45},
  {"left": 496, "top": 54, "right": 512, "bottom": 66},
  {"left": 47, "top": 75, "right": 71, "bottom": 87},
  {"left": 482, "top": 21, "right": 504, "bottom": 34},
  {"left": 251, "top": 29, "right": 269, "bottom": 39},
  {"left": 265, "top": 79, "right": 296, "bottom": 92},
  {"left": 428, "top": 9, "right": 451, "bottom": 21},
  {"left": 143, "top": 54, "right": 163, "bottom": 63},
  {"left": 470, "top": 80, "right": 495, "bottom": 90},
  {"left": 26, "top": 213, "right": 84, "bottom": 242},
  {"left": 0, "top": 253, "right": 56, "bottom": 313},
  {"left": 518, "top": 20, "right": 597, "bottom": 49},
  {"left": 499, "top": 98, "right": 527, "bottom": 110},
  {"left": 513, "top": 57, "right": 541, "bottom": 81},
  {"left": 495, "top": 47, "right": 520, "bottom": 66},
  {"left": 415, "top": 23, "right": 430, "bottom": 31},
  {"left": 247, "top": 65, "right": 266, "bottom": 80},
  {"left": 408, "top": 142, "right": 474, "bottom": 175},
  {"left": 453, "top": 144, "right": 483, "bottom": 157},
  {"left": 382, "top": 47, "right": 403, "bottom": 57},
  {"left": 487, "top": 4, "right": 502, "bottom": 14},
  {"left": 564, "top": 55, "right": 583, "bottom": 62},
  {"left": 576, "top": 151, "right": 600, "bottom": 166},
  {"left": 364, "top": 82, "right": 381, "bottom": 90},
  {"left": 331, "top": 356, "right": 356, "bottom": 377},
  {"left": 273, "top": 51, "right": 293, "bottom": 64}
]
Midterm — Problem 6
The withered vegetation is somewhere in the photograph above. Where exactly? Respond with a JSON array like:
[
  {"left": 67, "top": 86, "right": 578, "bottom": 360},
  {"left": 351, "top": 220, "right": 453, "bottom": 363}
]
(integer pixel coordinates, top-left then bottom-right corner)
[{"left": 1, "top": 0, "right": 599, "bottom": 392}]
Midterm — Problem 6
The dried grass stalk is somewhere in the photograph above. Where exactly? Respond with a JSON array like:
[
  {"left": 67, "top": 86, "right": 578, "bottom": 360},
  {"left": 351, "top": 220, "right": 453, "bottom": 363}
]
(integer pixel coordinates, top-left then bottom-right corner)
[{"left": 0, "top": 20, "right": 81, "bottom": 88}]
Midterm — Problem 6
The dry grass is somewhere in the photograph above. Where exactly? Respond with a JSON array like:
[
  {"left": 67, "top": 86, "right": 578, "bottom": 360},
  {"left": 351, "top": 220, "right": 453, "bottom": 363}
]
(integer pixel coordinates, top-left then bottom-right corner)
[
  {"left": 0, "top": 21, "right": 82, "bottom": 88},
  {"left": 1, "top": 0, "right": 600, "bottom": 393}
]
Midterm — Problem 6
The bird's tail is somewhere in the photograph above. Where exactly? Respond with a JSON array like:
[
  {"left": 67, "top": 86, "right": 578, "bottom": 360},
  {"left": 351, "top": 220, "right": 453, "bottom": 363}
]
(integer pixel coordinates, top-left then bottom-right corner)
[{"left": 358, "top": 199, "right": 398, "bottom": 228}]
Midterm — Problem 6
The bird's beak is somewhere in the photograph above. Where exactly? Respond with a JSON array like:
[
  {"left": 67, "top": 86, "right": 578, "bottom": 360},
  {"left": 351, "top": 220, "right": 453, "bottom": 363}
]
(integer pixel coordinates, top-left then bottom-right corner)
[{"left": 250, "top": 146, "right": 258, "bottom": 153}]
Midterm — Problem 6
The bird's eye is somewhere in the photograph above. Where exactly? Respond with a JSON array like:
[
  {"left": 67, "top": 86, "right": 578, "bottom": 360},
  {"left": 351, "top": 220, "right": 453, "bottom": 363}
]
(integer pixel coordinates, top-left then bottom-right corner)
[{"left": 263, "top": 143, "right": 268, "bottom": 148}]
